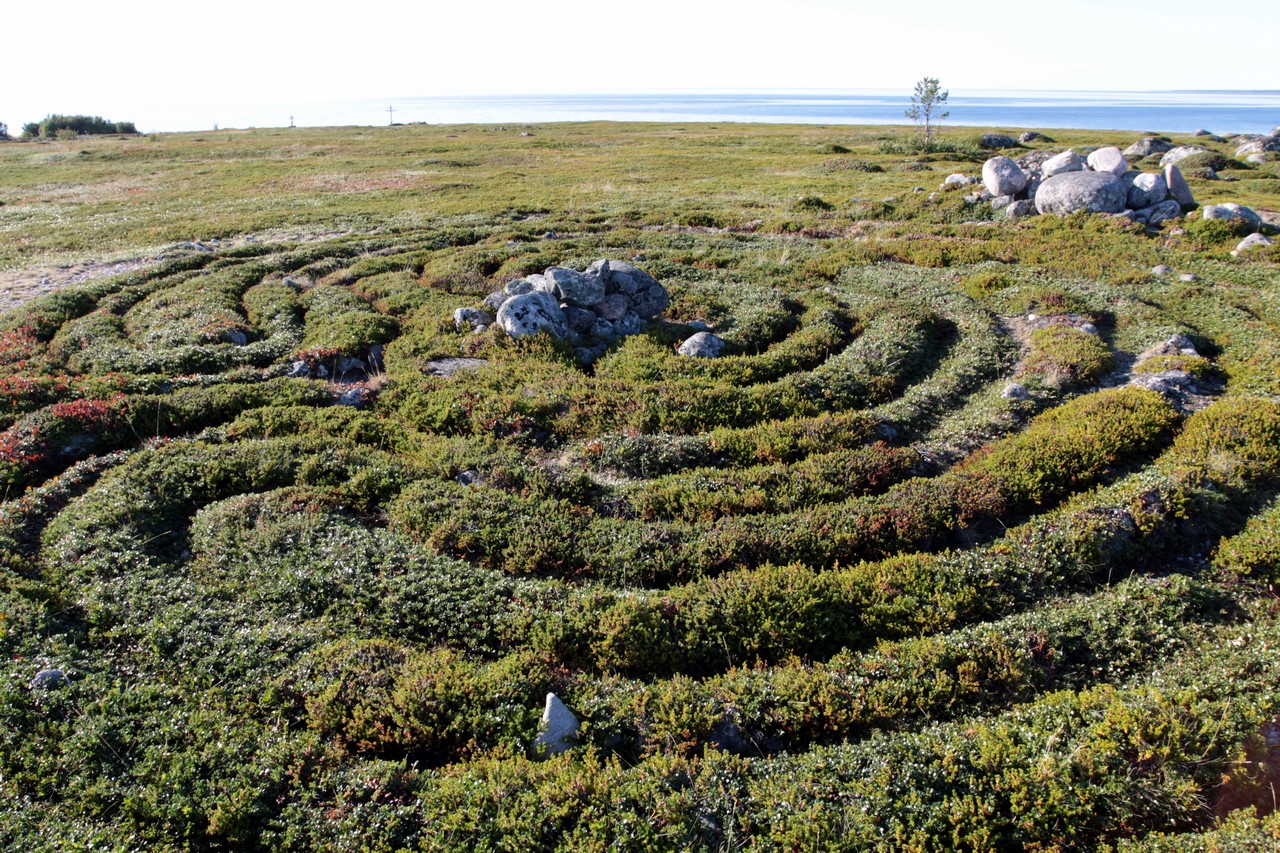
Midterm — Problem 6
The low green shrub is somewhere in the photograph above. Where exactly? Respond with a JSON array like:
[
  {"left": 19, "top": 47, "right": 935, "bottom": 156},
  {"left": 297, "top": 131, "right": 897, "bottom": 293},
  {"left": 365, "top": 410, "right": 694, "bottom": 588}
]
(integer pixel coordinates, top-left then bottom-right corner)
[
  {"left": 1022, "top": 325, "right": 1115, "bottom": 387},
  {"left": 1212, "top": 495, "right": 1280, "bottom": 585}
]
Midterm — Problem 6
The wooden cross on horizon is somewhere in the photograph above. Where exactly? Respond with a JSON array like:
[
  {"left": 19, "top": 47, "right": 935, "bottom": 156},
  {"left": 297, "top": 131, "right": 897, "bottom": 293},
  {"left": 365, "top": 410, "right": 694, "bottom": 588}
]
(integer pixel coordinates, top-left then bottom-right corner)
[{"left": 387, "top": 105, "right": 395, "bottom": 125}]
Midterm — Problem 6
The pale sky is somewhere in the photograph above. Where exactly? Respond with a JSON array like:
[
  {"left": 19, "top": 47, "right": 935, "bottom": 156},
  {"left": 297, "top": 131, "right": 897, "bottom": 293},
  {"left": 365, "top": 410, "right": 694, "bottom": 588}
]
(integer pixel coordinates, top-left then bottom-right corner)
[{"left": 5, "top": 0, "right": 1277, "bottom": 132}]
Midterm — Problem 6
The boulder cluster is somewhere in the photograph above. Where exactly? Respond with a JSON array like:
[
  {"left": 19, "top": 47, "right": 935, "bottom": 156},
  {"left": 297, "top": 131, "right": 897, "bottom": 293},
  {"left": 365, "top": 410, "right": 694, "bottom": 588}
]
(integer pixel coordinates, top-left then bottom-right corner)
[
  {"left": 970, "top": 142, "right": 1196, "bottom": 225},
  {"left": 942, "top": 126, "right": 1280, "bottom": 233},
  {"left": 454, "top": 259, "right": 671, "bottom": 361}
]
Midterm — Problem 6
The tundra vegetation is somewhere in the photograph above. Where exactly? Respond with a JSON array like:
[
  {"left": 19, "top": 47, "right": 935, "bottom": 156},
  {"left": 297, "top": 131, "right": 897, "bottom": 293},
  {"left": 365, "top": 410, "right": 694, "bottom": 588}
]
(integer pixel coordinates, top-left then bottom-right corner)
[{"left": 0, "top": 121, "right": 1279, "bottom": 850}]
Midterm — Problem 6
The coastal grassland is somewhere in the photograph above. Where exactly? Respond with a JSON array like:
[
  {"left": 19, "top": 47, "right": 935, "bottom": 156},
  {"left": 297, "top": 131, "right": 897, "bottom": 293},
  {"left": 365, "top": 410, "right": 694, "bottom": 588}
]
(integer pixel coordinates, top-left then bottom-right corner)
[
  {"left": 0, "top": 121, "right": 1279, "bottom": 850},
  {"left": 2, "top": 121, "right": 1277, "bottom": 271}
]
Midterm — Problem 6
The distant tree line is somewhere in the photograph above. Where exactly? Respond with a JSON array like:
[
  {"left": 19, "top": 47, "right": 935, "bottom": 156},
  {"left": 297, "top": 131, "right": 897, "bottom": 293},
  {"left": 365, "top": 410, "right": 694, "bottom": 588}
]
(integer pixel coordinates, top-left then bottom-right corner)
[{"left": 19, "top": 114, "right": 139, "bottom": 138}]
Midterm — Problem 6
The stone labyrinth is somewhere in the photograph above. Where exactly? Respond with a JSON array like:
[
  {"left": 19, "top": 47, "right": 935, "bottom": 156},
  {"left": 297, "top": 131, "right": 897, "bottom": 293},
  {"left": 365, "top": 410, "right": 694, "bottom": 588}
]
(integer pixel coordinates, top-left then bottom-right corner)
[{"left": 3, "top": 221, "right": 1279, "bottom": 846}]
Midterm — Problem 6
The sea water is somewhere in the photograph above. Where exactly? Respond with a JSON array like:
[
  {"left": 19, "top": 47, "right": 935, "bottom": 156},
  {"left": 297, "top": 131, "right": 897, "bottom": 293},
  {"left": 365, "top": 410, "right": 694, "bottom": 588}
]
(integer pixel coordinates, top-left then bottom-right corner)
[{"left": 132, "top": 90, "right": 1280, "bottom": 135}]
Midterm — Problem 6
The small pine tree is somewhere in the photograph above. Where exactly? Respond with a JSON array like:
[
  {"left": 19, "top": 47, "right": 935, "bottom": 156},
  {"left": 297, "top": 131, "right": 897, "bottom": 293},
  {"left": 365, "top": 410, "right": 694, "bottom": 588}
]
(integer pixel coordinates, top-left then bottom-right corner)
[{"left": 905, "top": 77, "right": 950, "bottom": 143}]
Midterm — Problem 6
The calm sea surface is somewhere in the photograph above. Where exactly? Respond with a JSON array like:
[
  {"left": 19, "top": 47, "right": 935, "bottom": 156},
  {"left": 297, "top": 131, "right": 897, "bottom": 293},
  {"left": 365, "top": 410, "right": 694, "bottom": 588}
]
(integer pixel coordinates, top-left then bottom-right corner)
[{"left": 143, "top": 90, "right": 1280, "bottom": 135}]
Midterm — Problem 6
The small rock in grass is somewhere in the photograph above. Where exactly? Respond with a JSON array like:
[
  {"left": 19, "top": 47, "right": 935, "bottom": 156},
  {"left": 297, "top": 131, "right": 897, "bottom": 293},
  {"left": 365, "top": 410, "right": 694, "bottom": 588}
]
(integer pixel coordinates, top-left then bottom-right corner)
[
  {"left": 1151, "top": 265, "right": 1173, "bottom": 276},
  {"left": 1002, "top": 383, "right": 1030, "bottom": 400},
  {"left": 1179, "top": 273, "right": 1198, "bottom": 283},
  {"left": 1004, "top": 199, "right": 1039, "bottom": 220},
  {"left": 31, "top": 669, "right": 68, "bottom": 690},
  {"left": 286, "top": 360, "right": 311, "bottom": 378},
  {"left": 1233, "top": 233, "right": 1273, "bottom": 256},
  {"left": 1018, "top": 131, "right": 1051, "bottom": 144},
  {"left": 1202, "top": 203, "right": 1262, "bottom": 229},
  {"left": 533, "top": 693, "right": 579, "bottom": 757},
  {"left": 453, "top": 307, "right": 494, "bottom": 331},
  {"left": 1079, "top": 323, "right": 1099, "bottom": 335},
  {"left": 677, "top": 331, "right": 726, "bottom": 358}
]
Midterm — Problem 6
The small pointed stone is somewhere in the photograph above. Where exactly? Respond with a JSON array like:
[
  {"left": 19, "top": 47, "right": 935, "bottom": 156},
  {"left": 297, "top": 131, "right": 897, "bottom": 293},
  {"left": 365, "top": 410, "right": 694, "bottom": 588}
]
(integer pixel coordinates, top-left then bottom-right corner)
[{"left": 533, "top": 692, "right": 579, "bottom": 757}]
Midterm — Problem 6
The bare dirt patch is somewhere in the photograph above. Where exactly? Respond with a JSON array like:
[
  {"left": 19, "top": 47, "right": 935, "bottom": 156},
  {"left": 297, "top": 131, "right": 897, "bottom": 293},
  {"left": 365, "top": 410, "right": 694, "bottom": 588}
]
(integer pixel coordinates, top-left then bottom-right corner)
[{"left": 0, "top": 257, "right": 162, "bottom": 313}]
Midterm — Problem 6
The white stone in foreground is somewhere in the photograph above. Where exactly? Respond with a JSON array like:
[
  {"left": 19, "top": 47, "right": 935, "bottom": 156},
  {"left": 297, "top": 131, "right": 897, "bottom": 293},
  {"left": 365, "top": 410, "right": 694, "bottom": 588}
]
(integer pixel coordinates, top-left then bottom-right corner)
[{"left": 533, "top": 692, "right": 579, "bottom": 757}]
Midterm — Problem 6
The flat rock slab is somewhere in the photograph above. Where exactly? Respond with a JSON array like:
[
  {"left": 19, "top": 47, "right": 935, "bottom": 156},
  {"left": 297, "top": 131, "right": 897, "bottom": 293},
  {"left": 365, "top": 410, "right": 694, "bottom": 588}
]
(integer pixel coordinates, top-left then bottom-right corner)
[{"left": 423, "top": 358, "right": 489, "bottom": 377}]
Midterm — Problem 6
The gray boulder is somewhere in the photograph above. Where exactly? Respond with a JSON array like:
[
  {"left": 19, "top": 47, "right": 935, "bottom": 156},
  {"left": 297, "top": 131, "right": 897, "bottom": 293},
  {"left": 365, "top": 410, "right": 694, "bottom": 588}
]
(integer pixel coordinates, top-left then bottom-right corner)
[
  {"left": 1236, "top": 137, "right": 1280, "bottom": 157},
  {"left": 1041, "top": 150, "right": 1086, "bottom": 178},
  {"left": 1123, "top": 172, "right": 1168, "bottom": 209},
  {"left": 1159, "top": 146, "right": 1210, "bottom": 168},
  {"left": 592, "top": 260, "right": 670, "bottom": 319},
  {"left": 561, "top": 305, "right": 597, "bottom": 335},
  {"left": 982, "top": 156, "right": 1028, "bottom": 197},
  {"left": 1035, "top": 171, "right": 1127, "bottom": 215},
  {"left": 453, "top": 307, "right": 494, "bottom": 331},
  {"left": 533, "top": 693, "right": 580, "bottom": 757},
  {"left": 1018, "top": 131, "right": 1051, "bottom": 144},
  {"left": 943, "top": 173, "right": 970, "bottom": 186},
  {"left": 1001, "top": 383, "right": 1031, "bottom": 400},
  {"left": 504, "top": 277, "right": 535, "bottom": 296},
  {"left": 590, "top": 317, "right": 616, "bottom": 340},
  {"left": 677, "top": 331, "right": 726, "bottom": 358},
  {"left": 1015, "top": 150, "right": 1056, "bottom": 175},
  {"left": 1087, "top": 146, "right": 1130, "bottom": 176},
  {"left": 482, "top": 290, "right": 509, "bottom": 313},
  {"left": 1151, "top": 265, "right": 1172, "bottom": 276},
  {"left": 1003, "top": 199, "right": 1039, "bottom": 220},
  {"left": 1144, "top": 200, "right": 1185, "bottom": 226},
  {"left": 981, "top": 133, "right": 1018, "bottom": 149},
  {"left": 31, "top": 669, "right": 68, "bottom": 690},
  {"left": 1163, "top": 165, "right": 1196, "bottom": 209},
  {"left": 1234, "top": 233, "right": 1273, "bottom": 255},
  {"left": 1245, "top": 152, "right": 1268, "bottom": 164},
  {"left": 593, "top": 293, "right": 629, "bottom": 322},
  {"left": 615, "top": 312, "right": 644, "bottom": 337},
  {"left": 545, "top": 266, "right": 605, "bottom": 306},
  {"left": 1123, "top": 137, "right": 1174, "bottom": 158},
  {"left": 1202, "top": 203, "right": 1263, "bottom": 229},
  {"left": 991, "top": 195, "right": 1014, "bottom": 211},
  {"left": 496, "top": 292, "right": 569, "bottom": 339}
]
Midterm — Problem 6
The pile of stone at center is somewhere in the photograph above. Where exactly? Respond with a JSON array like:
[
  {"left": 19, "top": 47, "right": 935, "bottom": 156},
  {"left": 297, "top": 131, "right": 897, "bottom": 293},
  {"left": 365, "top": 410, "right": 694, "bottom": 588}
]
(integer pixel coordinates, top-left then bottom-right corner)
[{"left": 482, "top": 260, "right": 670, "bottom": 361}]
